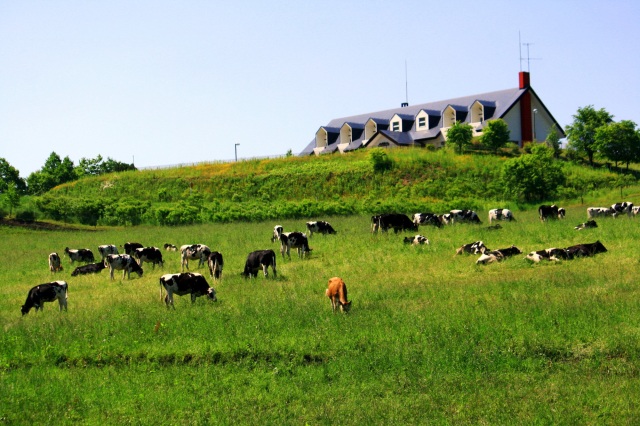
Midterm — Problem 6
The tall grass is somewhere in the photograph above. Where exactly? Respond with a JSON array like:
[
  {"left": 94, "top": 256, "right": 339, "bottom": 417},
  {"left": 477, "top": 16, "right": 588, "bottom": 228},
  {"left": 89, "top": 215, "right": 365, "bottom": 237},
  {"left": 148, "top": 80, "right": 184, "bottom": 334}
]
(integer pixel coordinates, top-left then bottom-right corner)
[{"left": 1, "top": 197, "right": 640, "bottom": 423}]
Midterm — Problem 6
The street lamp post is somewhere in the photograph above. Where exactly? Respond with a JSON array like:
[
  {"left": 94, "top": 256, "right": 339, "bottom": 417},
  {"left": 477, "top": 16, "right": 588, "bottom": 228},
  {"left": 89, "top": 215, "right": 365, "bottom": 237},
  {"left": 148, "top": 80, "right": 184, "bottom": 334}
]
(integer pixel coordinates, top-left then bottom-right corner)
[
  {"left": 532, "top": 108, "right": 538, "bottom": 141},
  {"left": 235, "top": 143, "right": 240, "bottom": 162}
]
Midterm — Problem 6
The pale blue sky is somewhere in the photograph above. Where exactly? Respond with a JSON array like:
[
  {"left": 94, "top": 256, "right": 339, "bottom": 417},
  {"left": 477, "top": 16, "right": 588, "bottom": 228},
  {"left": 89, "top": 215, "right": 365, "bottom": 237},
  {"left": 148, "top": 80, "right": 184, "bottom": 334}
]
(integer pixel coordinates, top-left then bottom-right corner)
[{"left": 2, "top": 1, "right": 639, "bottom": 176}]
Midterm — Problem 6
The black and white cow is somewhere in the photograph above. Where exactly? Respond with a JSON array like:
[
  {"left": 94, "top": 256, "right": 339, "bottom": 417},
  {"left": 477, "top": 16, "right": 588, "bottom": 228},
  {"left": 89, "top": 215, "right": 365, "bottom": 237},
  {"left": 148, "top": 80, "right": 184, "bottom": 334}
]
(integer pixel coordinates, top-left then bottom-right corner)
[
  {"left": 403, "top": 235, "right": 430, "bottom": 245},
  {"left": 271, "top": 225, "right": 284, "bottom": 243},
  {"left": 98, "top": 244, "right": 119, "bottom": 260},
  {"left": 538, "top": 204, "right": 565, "bottom": 221},
  {"left": 163, "top": 243, "right": 178, "bottom": 251},
  {"left": 476, "top": 246, "right": 522, "bottom": 264},
  {"left": 611, "top": 202, "right": 634, "bottom": 218},
  {"left": 633, "top": 206, "right": 640, "bottom": 217},
  {"left": 374, "top": 213, "right": 419, "bottom": 233},
  {"left": 159, "top": 273, "right": 217, "bottom": 308},
  {"left": 104, "top": 254, "right": 144, "bottom": 280},
  {"left": 306, "top": 221, "right": 337, "bottom": 237},
  {"left": 371, "top": 215, "right": 381, "bottom": 233},
  {"left": 122, "top": 242, "right": 144, "bottom": 256},
  {"left": 48, "top": 252, "right": 63, "bottom": 273},
  {"left": 450, "top": 209, "right": 482, "bottom": 224},
  {"left": 488, "top": 208, "right": 515, "bottom": 224},
  {"left": 575, "top": 220, "right": 598, "bottom": 231},
  {"left": 564, "top": 240, "right": 607, "bottom": 259},
  {"left": 412, "top": 213, "right": 443, "bottom": 228},
  {"left": 455, "top": 241, "right": 489, "bottom": 255},
  {"left": 134, "top": 247, "right": 164, "bottom": 269},
  {"left": 180, "top": 244, "right": 211, "bottom": 271},
  {"left": 587, "top": 207, "right": 614, "bottom": 219},
  {"left": 71, "top": 262, "right": 106, "bottom": 276},
  {"left": 64, "top": 247, "right": 95, "bottom": 264},
  {"left": 21, "top": 281, "right": 68, "bottom": 315},
  {"left": 241, "top": 249, "right": 277, "bottom": 278},
  {"left": 207, "top": 251, "right": 224, "bottom": 280},
  {"left": 525, "top": 248, "right": 568, "bottom": 263},
  {"left": 279, "top": 232, "right": 312, "bottom": 259}
]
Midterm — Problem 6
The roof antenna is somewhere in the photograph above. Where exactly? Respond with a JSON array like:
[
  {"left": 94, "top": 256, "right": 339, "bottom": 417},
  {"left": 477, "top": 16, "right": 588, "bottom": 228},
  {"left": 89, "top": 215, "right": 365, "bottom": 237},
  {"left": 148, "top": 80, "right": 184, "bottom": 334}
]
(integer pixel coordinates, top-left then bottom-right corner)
[
  {"left": 519, "top": 32, "right": 542, "bottom": 72},
  {"left": 402, "top": 60, "right": 409, "bottom": 107}
]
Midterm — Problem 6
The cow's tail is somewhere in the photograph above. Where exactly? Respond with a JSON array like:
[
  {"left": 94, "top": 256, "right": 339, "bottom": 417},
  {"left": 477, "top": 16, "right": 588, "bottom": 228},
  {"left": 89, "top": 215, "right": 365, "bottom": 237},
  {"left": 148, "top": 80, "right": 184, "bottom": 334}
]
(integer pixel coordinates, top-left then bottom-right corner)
[{"left": 272, "top": 252, "right": 277, "bottom": 277}]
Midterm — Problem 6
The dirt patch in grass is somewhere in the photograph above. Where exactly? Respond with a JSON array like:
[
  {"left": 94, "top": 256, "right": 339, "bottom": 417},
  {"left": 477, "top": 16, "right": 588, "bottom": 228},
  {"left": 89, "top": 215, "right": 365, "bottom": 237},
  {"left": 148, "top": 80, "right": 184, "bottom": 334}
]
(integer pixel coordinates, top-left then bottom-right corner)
[{"left": 0, "top": 218, "right": 97, "bottom": 232}]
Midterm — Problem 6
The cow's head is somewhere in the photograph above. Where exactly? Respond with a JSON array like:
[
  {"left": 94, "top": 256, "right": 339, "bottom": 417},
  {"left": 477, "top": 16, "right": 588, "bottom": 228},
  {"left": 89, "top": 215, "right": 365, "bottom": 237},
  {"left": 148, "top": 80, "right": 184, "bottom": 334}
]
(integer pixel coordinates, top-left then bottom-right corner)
[
  {"left": 207, "top": 288, "right": 217, "bottom": 302},
  {"left": 20, "top": 305, "right": 30, "bottom": 316},
  {"left": 339, "top": 300, "right": 352, "bottom": 313}
]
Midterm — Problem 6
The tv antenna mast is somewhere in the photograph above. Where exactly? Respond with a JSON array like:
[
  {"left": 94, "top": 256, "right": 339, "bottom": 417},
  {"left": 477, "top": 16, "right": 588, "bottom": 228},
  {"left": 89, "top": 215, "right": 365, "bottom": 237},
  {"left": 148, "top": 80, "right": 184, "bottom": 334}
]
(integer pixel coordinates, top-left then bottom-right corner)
[{"left": 519, "top": 31, "right": 542, "bottom": 72}]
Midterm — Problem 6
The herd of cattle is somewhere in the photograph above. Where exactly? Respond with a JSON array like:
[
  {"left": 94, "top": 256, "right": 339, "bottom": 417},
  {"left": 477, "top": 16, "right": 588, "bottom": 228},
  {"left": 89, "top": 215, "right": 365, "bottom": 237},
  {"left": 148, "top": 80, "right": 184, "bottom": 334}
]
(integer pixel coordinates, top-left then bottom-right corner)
[{"left": 21, "top": 202, "right": 634, "bottom": 315}]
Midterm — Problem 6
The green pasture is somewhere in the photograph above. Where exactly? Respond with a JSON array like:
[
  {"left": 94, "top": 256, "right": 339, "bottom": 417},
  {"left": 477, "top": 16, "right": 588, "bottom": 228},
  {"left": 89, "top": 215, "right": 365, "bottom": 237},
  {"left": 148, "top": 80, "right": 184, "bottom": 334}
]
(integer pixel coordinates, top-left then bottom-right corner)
[{"left": 1, "top": 204, "right": 640, "bottom": 424}]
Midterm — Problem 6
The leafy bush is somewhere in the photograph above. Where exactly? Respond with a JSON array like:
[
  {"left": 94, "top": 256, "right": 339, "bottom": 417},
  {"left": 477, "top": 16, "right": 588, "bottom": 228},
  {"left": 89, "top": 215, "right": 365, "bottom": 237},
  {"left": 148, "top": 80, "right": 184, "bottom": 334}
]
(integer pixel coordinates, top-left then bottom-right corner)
[{"left": 369, "top": 149, "right": 394, "bottom": 173}]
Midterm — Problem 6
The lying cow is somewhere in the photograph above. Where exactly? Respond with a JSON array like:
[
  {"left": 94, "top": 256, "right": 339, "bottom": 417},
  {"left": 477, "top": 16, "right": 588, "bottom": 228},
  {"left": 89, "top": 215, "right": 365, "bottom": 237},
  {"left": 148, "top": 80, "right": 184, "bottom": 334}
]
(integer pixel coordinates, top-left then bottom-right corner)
[
  {"left": 48, "top": 252, "right": 63, "bottom": 273},
  {"left": 525, "top": 248, "right": 568, "bottom": 263},
  {"left": 71, "top": 262, "right": 106, "bottom": 276},
  {"left": 21, "top": 281, "right": 68, "bottom": 315},
  {"left": 326, "top": 277, "right": 351, "bottom": 313},
  {"left": 488, "top": 208, "right": 515, "bottom": 224},
  {"left": 611, "top": 202, "right": 634, "bottom": 218},
  {"left": 134, "top": 247, "right": 164, "bottom": 269},
  {"left": 159, "top": 273, "right": 217, "bottom": 308},
  {"left": 98, "top": 244, "right": 119, "bottom": 260},
  {"left": 104, "top": 254, "right": 144, "bottom": 280},
  {"left": 64, "top": 247, "right": 95, "bottom": 264},
  {"left": 476, "top": 246, "right": 522, "bottom": 264},
  {"left": 565, "top": 241, "right": 607, "bottom": 259},
  {"left": 180, "top": 244, "right": 211, "bottom": 271},
  {"left": 403, "top": 235, "right": 430, "bottom": 245},
  {"left": 538, "top": 204, "right": 565, "bottom": 221},
  {"left": 455, "top": 241, "right": 489, "bottom": 256},
  {"left": 122, "top": 242, "right": 144, "bottom": 256},
  {"left": 450, "top": 209, "right": 482, "bottom": 224},
  {"left": 412, "top": 213, "right": 443, "bottom": 228},
  {"left": 575, "top": 220, "right": 598, "bottom": 231},
  {"left": 207, "top": 251, "right": 224, "bottom": 279},
  {"left": 587, "top": 207, "right": 614, "bottom": 219},
  {"left": 306, "top": 220, "right": 336, "bottom": 237},
  {"left": 279, "top": 232, "right": 312, "bottom": 259},
  {"left": 271, "top": 225, "right": 284, "bottom": 243},
  {"left": 163, "top": 243, "right": 178, "bottom": 251},
  {"left": 242, "top": 249, "right": 277, "bottom": 278}
]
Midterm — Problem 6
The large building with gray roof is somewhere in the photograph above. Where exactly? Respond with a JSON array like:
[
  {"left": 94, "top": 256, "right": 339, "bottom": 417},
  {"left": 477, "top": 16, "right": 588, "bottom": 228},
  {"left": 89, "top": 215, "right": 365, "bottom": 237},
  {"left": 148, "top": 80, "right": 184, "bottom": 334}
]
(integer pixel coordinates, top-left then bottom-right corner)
[{"left": 300, "top": 72, "right": 565, "bottom": 156}]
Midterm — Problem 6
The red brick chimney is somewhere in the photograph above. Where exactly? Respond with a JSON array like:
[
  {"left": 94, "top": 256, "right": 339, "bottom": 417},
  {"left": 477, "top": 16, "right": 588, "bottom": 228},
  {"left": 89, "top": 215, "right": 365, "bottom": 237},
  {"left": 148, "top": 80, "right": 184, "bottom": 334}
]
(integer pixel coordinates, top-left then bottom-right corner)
[{"left": 519, "top": 72, "right": 532, "bottom": 146}]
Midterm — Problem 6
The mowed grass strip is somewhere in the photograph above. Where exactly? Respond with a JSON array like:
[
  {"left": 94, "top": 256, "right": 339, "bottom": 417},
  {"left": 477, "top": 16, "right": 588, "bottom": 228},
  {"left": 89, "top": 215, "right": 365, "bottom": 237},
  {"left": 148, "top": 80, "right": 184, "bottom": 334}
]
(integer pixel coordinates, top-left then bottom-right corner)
[{"left": 1, "top": 207, "right": 639, "bottom": 424}]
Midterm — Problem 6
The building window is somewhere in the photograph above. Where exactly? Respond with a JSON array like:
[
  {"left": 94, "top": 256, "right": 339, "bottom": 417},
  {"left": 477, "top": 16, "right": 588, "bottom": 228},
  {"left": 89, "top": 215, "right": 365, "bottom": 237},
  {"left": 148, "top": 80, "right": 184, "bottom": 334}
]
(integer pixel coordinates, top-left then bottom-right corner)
[
  {"left": 418, "top": 117, "right": 426, "bottom": 129},
  {"left": 392, "top": 121, "right": 400, "bottom": 131}
]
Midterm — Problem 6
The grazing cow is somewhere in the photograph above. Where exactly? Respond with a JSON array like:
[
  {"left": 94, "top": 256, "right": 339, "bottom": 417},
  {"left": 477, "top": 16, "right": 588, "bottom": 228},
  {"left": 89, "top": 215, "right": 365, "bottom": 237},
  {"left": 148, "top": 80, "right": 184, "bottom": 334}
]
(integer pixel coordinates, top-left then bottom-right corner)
[
  {"left": 104, "top": 254, "right": 144, "bottom": 280},
  {"left": 455, "top": 241, "right": 489, "bottom": 255},
  {"left": 48, "top": 252, "right": 63, "bottom": 273},
  {"left": 71, "top": 262, "right": 106, "bottom": 276},
  {"left": 241, "top": 249, "right": 277, "bottom": 278},
  {"left": 575, "top": 220, "right": 598, "bottom": 231},
  {"left": 412, "top": 213, "right": 443, "bottom": 228},
  {"left": 122, "top": 242, "right": 144, "bottom": 256},
  {"left": 587, "top": 207, "right": 614, "bottom": 219},
  {"left": 488, "top": 208, "right": 515, "bottom": 224},
  {"left": 180, "top": 244, "right": 211, "bottom": 271},
  {"left": 163, "top": 243, "right": 178, "bottom": 251},
  {"left": 21, "top": 281, "right": 68, "bottom": 315},
  {"left": 632, "top": 206, "right": 640, "bottom": 216},
  {"left": 374, "top": 213, "right": 418, "bottom": 233},
  {"left": 611, "top": 202, "right": 634, "bottom": 218},
  {"left": 306, "top": 220, "right": 337, "bottom": 237},
  {"left": 97, "top": 244, "right": 119, "bottom": 260},
  {"left": 538, "top": 204, "right": 565, "bottom": 221},
  {"left": 371, "top": 215, "right": 381, "bottom": 233},
  {"left": 134, "top": 247, "right": 164, "bottom": 269},
  {"left": 159, "top": 273, "right": 217, "bottom": 308},
  {"left": 403, "top": 235, "right": 430, "bottom": 245},
  {"left": 207, "top": 251, "right": 224, "bottom": 279},
  {"left": 450, "top": 209, "right": 482, "bottom": 224},
  {"left": 564, "top": 241, "right": 607, "bottom": 259},
  {"left": 439, "top": 213, "right": 454, "bottom": 225},
  {"left": 271, "top": 225, "right": 284, "bottom": 243},
  {"left": 525, "top": 248, "right": 568, "bottom": 263},
  {"left": 279, "top": 232, "right": 312, "bottom": 259},
  {"left": 476, "top": 246, "right": 522, "bottom": 264},
  {"left": 64, "top": 247, "right": 95, "bottom": 264},
  {"left": 326, "top": 277, "right": 351, "bottom": 313}
]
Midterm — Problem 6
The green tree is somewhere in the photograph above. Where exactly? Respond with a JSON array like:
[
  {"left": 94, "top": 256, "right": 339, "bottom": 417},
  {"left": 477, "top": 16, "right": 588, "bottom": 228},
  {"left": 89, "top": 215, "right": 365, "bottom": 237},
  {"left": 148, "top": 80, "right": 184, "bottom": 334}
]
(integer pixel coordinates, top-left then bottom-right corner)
[
  {"left": 501, "top": 144, "right": 566, "bottom": 202},
  {"left": 0, "top": 158, "right": 27, "bottom": 194},
  {"left": 369, "top": 148, "right": 394, "bottom": 173},
  {"left": 545, "top": 124, "right": 562, "bottom": 158},
  {"left": 27, "top": 152, "right": 78, "bottom": 195},
  {"left": 565, "top": 105, "right": 613, "bottom": 166},
  {"left": 479, "top": 119, "right": 510, "bottom": 153},
  {"left": 595, "top": 120, "right": 640, "bottom": 170},
  {"left": 446, "top": 121, "right": 473, "bottom": 154},
  {"left": 4, "top": 185, "right": 20, "bottom": 217}
]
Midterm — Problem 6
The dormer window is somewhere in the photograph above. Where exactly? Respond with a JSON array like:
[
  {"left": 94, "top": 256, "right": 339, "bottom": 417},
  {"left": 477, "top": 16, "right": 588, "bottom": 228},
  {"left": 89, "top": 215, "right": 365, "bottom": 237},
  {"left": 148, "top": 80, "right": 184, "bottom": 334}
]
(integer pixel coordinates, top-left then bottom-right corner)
[
  {"left": 417, "top": 117, "right": 426, "bottom": 129},
  {"left": 392, "top": 121, "right": 400, "bottom": 132}
]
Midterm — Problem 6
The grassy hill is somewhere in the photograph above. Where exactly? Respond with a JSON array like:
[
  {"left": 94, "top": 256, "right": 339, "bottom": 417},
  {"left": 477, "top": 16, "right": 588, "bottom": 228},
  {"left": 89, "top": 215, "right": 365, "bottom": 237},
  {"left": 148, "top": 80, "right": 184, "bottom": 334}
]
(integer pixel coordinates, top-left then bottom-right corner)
[{"left": 33, "top": 148, "right": 630, "bottom": 226}]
